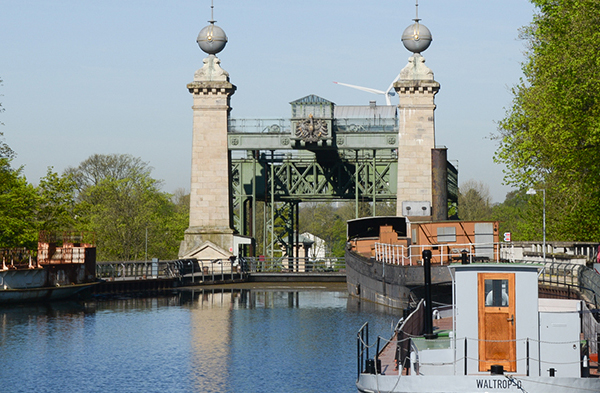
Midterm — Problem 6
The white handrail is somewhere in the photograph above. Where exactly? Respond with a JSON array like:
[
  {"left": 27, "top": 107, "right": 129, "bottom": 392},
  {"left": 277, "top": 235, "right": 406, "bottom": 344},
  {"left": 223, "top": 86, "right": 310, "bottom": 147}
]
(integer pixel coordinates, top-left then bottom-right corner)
[{"left": 374, "top": 241, "right": 502, "bottom": 266}]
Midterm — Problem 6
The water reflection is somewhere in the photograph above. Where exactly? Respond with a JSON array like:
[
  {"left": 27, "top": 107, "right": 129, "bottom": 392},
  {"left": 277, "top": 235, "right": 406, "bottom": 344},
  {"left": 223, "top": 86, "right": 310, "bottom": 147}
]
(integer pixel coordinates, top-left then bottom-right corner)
[
  {"left": 181, "top": 284, "right": 401, "bottom": 393},
  {"left": 0, "top": 284, "right": 400, "bottom": 393}
]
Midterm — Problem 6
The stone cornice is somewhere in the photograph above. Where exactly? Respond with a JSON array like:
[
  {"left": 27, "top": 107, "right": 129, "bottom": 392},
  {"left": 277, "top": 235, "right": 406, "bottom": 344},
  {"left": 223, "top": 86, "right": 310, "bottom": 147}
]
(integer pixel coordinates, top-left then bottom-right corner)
[
  {"left": 394, "top": 80, "right": 440, "bottom": 95},
  {"left": 185, "top": 226, "right": 235, "bottom": 235},
  {"left": 187, "top": 81, "right": 236, "bottom": 96}
]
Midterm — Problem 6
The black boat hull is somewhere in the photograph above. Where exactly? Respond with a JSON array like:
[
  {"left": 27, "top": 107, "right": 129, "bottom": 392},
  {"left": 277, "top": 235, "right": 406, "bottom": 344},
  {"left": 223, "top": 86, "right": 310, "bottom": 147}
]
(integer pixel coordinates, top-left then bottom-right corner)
[{"left": 345, "top": 249, "right": 452, "bottom": 309}]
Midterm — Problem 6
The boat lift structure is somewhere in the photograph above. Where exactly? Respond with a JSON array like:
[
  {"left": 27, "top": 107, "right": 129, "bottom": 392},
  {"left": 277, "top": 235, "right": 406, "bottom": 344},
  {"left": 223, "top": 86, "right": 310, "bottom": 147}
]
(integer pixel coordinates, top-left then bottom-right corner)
[{"left": 227, "top": 95, "right": 458, "bottom": 258}]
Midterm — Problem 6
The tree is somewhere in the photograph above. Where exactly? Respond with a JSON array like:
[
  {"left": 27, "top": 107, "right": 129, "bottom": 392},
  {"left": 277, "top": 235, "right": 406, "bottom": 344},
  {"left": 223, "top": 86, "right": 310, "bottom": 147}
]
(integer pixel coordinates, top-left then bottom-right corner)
[
  {"left": 76, "top": 175, "right": 173, "bottom": 261},
  {"left": 300, "top": 203, "right": 347, "bottom": 257},
  {"left": 0, "top": 124, "right": 39, "bottom": 247},
  {"left": 37, "top": 168, "right": 78, "bottom": 232},
  {"left": 495, "top": 0, "right": 600, "bottom": 240},
  {"left": 299, "top": 201, "right": 378, "bottom": 258},
  {"left": 0, "top": 158, "right": 39, "bottom": 248},
  {"left": 172, "top": 188, "right": 190, "bottom": 213},
  {"left": 491, "top": 190, "right": 536, "bottom": 241},
  {"left": 1, "top": 88, "right": 39, "bottom": 248},
  {"left": 70, "top": 154, "right": 186, "bottom": 261},
  {"left": 65, "top": 153, "right": 153, "bottom": 194},
  {"left": 457, "top": 180, "right": 493, "bottom": 221}
]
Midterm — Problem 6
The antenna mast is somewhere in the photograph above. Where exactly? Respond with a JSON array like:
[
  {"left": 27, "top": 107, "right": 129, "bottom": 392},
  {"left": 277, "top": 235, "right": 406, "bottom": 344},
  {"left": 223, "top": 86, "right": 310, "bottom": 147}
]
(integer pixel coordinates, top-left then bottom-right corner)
[{"left": 414, "top": 0, "right": 420, "bottom": 22}]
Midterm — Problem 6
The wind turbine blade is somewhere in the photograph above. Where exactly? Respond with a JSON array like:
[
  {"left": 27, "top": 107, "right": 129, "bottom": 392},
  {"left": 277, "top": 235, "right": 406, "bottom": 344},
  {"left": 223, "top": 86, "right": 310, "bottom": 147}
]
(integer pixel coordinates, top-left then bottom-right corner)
[
  {"left": 333, "top": 81, "right": 385, "bottom": 95},
  {"left": 384, "top": 94, "right": 391, "bottom": 106},
  {"left": 384, "top": 73, "right": 401, "bottom": 96},
  {"left": 383, "top": 73, "right": 402, "bottom": 106}
]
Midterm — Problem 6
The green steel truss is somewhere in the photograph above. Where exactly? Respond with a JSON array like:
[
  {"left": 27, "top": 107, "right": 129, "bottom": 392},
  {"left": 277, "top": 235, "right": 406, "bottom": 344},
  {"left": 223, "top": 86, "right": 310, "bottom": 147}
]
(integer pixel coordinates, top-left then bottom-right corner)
[
  {"left": 227, "top": 102, "right": 457, "bottom": 257},
  {"left": 231, "top": 150, "right": 398, "bottom": 257}
]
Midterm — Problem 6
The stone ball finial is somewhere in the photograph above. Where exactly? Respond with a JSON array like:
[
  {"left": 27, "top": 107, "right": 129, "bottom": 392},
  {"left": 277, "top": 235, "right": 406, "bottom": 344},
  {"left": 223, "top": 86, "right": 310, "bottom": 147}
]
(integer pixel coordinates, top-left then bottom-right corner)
[
  {"left": 197, "top": 23, "right": 228, "bottom": 55},
  {"left": 401, "top": 22, "right": 432, "bottom": 54}
]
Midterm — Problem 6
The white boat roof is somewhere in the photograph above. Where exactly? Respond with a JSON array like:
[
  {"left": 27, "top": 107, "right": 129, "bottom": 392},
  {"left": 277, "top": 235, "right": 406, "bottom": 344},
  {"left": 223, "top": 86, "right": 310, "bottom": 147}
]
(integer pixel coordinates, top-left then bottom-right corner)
[{"left": 451, "top": 263, "right": 543, "bottom": 272}]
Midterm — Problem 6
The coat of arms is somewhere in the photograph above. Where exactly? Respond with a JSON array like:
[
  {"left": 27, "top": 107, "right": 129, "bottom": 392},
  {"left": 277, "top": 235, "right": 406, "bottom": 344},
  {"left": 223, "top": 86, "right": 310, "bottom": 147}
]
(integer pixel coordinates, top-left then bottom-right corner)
[{"left": 295, "top": 114, "right": 328, "bottom": 143}]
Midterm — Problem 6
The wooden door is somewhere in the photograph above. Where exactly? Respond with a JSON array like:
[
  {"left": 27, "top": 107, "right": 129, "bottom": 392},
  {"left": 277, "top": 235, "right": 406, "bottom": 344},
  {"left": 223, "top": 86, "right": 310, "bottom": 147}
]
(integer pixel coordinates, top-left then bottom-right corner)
[{"left": 478, "top": 273, "right": 516, "bottom": 372}]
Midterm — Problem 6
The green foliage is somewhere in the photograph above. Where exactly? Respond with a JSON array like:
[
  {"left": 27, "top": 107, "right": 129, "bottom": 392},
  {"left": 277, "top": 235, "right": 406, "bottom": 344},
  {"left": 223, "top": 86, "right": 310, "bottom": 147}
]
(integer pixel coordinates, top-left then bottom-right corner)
[
  {"left": 491, "top": 190, "right": 536, "bottom": 241},
  {"left": 65, "top": 153, "right": 153, "bottom": 194},
  {"left": 299, "top": 201, "right": 379, "bottom": 258},
  {"left": 0, "top": 158, "right": 39, "bottom": 248},
  {"left": 300, "top": 203, "right": 346, "bottom": 257},
  {"left": 0, "top": 132, "right": 13, "bottom": 160},
  {"left": 64, "top": 153, "right": 187, "bottom": 261},
  {"left": 37, "top": 168, "right": 77, "bottom": 232},
  {"left": 457, "top": 180, "right": 493, "bottom": 221},
  {"left": 0, "top": 128, "right": 188, "bottom": 256},
  {"left": 374, "top": 201, "right": 396, "bottom": 217},
  {"left": 495, "top": 0, "right": 600, "bottom": 241},
  {"left": 74, "top": 168, "right": 182, "bottom": 261},
  {"left": 0, "top": 130, "right": 39, "bottom": 248}
]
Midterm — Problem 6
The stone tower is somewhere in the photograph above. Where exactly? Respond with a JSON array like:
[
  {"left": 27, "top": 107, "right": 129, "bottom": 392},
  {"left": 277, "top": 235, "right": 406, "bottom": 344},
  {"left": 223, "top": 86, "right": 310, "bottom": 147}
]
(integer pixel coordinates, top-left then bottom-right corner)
[
  {"left": 394, "top": 15, "right": 441, "bottom": 219},
  {"left": 179, "top": 15, "right": 237, "bottom": 258}
]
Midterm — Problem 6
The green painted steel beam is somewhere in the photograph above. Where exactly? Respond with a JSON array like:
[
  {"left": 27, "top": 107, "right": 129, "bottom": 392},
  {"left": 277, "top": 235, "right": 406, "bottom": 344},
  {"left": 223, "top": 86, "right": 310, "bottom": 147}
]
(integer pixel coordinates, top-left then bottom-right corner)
[{"left": 228, "top": 132, "right": 399, "bottom": 150}]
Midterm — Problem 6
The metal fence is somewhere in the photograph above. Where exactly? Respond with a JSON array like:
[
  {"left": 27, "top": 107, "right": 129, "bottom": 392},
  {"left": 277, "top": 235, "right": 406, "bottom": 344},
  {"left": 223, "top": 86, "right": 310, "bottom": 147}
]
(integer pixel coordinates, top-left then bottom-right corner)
[
  {"left": 95, "top": 255, "right": 600, "bottom": 302},
  {"left": 228, "top": 118, "right": 398, "bottom": 134},
  {"left": 228, "top": 118, "right": 290, "bottom": 134},
  {"left": 507, "top": 259, "right": 600, "bottom": 308},
  {"left": 96, "top": 256, "right": 346, "bottom": 281},
  {"left": 96, "top": 258, "right": 245, "bottom": 282},
  {"left": 242, "top": 256, "right": 345, "bottom": 273},
  {"left": 96, "top": 260, "right": 166, "bottom": 280},
  {"left": 581, "top": 268, "right": 600, "bottom": 309}
]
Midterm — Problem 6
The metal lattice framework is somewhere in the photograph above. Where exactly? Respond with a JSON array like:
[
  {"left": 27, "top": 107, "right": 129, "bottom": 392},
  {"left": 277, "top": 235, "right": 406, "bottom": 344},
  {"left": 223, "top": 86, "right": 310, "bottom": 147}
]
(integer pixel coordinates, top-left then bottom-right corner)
[
  {"left": 227, "top": 97, "right": 458, "bottom": 258},
  {"left": 231, "top": 148, "right": 400, "bottom": 257}
]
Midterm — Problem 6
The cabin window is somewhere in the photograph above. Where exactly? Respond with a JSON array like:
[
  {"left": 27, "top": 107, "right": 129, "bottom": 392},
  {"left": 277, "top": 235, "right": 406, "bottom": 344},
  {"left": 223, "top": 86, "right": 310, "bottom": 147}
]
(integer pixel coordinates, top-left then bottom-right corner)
[
  {"left": 437, "top": 227, "right": 456, "bottom": 243},
  {"left": 484, "top": 279, "right": 509, "bottom": 307}
]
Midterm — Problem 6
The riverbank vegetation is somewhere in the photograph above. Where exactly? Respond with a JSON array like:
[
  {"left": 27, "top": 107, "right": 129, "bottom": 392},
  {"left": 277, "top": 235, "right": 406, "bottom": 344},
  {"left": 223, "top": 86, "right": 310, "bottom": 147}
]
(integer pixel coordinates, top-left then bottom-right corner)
[
  {"left": 495, "top": 0, "right": 600, "bottom": 242},
  {"left": 0, "top": 134, "right": 188, "bottom": 260}
]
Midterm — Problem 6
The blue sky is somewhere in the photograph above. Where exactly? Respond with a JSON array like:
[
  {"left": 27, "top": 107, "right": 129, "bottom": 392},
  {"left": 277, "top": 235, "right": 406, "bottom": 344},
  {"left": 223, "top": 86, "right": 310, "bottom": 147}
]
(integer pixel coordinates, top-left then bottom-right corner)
[{"left": 0, "top": 0, "right": 536, "bottom": 202}]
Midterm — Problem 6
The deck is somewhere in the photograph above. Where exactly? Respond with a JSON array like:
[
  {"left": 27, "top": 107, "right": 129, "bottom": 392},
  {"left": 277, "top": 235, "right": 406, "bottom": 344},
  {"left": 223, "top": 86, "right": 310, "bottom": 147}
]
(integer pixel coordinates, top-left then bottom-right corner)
[
  {"left": 377, "top": 316, "right": 452, "bottom": 376},
  {"left": 375, "top": 316, "right": 599, "bottom": 377}
]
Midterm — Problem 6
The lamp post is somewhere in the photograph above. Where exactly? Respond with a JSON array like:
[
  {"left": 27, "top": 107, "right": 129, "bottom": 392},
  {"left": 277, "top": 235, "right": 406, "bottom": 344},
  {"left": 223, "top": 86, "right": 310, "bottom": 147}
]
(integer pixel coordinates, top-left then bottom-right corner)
[
  {"left": 302, "top": 239, "right": 314, "bottom": 272},
  {"left": 526, "top": 188, "right": 546, "bottom": 263}
]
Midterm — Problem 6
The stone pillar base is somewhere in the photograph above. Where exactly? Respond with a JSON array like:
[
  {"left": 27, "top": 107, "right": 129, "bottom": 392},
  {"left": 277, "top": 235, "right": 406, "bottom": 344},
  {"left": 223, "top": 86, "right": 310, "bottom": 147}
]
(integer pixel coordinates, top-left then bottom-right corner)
[{"left": 178, "top": 227, "right": 235, "bottom": 259}]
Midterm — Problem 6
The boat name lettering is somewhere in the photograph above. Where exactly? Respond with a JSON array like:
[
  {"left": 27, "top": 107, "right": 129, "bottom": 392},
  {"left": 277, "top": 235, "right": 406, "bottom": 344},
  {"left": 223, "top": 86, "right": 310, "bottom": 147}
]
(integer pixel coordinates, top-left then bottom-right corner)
[{"left": 476, "top": 378, "right": 522, "bottom": 390}]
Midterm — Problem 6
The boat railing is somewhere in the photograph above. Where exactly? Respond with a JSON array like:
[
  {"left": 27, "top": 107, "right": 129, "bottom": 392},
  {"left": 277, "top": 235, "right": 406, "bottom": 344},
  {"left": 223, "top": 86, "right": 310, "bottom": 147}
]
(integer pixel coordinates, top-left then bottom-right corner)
[
  {"left": 374, "top": 241, "right": 600, "bottom": 275},
  {"left": 372, "top": 299, "right": 599, "bottom": 377},
  {"left": 373, "top": 243, "right": 600, "bottom": 305},
  {"left": 357, "top": 322, "right": 370, "bottom": 378},
  {"left": 402, "top": 335, "right": 599, "bottom": 377},
  {"left": 374, "top": 242, "right": 500, "bottom": 266},
  {"left": 374, "top": 242, "right": 410, "bottom": 265},
  {"left": 0, "top": 248, "right": 36, "bottom": 270},
  {"left": 366, "top": 334, "right": 600, "bottom": 377}
]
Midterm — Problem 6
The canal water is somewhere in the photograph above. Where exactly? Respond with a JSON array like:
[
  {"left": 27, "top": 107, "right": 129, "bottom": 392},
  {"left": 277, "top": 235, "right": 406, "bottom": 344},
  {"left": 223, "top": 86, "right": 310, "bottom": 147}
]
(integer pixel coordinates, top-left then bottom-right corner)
[{"left": 0, "top": 283, "right": 402, "bottom": 393}]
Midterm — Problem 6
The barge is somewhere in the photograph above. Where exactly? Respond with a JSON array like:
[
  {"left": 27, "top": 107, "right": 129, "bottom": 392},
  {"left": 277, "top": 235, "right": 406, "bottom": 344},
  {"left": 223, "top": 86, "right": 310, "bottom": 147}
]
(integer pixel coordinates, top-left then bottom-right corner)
[
  {"left": 345, "top": 216, "right": 499, "bottom": 309},
  {"left": 356, "top": 259, "right": 600, "bottom": 392},
  {"left": 0, "top": 232, "right": 98, "bottom": 304}
]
